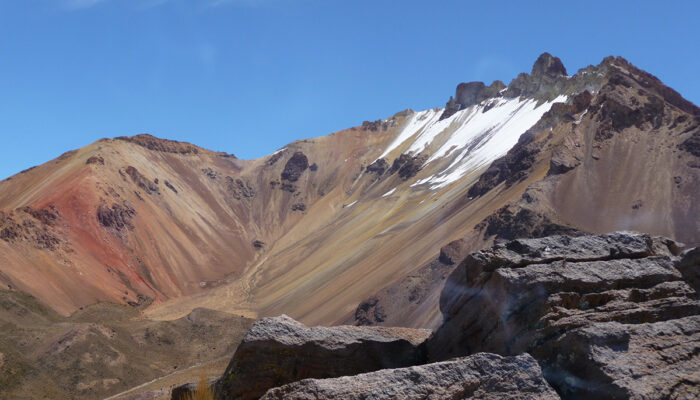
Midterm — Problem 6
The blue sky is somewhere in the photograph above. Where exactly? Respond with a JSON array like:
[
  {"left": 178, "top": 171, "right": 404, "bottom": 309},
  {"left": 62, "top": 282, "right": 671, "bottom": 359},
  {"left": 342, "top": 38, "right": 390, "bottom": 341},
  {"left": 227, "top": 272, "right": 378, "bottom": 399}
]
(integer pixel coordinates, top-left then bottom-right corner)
[{"left": 0, "top": 0, "right": 698, "bottom": 179}]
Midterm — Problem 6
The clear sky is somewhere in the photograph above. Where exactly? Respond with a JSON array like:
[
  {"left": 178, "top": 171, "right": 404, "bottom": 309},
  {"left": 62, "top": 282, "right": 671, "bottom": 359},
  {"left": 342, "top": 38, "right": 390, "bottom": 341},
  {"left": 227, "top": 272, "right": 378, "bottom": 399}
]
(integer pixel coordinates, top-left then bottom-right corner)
[{"left": 1, "top": 0, "right": 698, "bottom": 179}]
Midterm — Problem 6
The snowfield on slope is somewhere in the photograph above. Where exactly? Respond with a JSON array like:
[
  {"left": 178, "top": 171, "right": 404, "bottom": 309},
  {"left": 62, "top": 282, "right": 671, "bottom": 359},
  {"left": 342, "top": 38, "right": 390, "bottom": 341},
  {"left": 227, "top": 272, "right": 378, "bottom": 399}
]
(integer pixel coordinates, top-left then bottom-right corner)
[{"left": 376, "top": 95, "right": 567, "bottom": 190}]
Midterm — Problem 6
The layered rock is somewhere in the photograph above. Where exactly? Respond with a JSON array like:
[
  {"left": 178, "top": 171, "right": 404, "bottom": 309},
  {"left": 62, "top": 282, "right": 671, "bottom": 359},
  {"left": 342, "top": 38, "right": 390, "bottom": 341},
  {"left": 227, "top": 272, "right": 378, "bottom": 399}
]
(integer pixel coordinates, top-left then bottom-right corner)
[
  {"left": 429, "top": 232, "right": 700, "bottom": 399},
  {"left": 215, "top": 315, "right": 430, "bottom": 400},
  {"left": 260, "top": 353, "right": 559, "bottom": 400},
  {"left": 678, "top": 247, "right": 700, "bottom": 294}
]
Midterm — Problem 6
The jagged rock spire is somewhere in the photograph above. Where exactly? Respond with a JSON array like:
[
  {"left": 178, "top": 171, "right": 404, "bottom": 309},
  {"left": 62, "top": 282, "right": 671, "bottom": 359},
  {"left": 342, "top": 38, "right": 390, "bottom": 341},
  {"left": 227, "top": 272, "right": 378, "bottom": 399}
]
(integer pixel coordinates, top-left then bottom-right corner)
[{"left": 531, "top": 52, "right": 567, "bottom": 78}]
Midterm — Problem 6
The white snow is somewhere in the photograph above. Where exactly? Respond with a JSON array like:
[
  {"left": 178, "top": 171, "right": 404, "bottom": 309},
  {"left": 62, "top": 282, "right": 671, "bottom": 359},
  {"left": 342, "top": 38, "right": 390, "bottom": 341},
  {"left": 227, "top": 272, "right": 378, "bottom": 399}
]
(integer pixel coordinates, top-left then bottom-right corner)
[
  {"left": 382, "top": 188, "right": 396, "bottom": 197},
  {"left": 269, "top": 148, "right": 286, "bottom": 156},
  {"left": 375, "top": 94, "right": 568, "bottom": 191},
  {"left": 575, "top": 109, "right": 588, "bottom": 124},
  {"left": 345, "top": 200, "right": 357, "bottom": 208},
  {"left": 411, "top": 95, "right": 568, "bottom": 189},
  {"left": 376, "top": 109, "right": 442, "bottom": 160}
]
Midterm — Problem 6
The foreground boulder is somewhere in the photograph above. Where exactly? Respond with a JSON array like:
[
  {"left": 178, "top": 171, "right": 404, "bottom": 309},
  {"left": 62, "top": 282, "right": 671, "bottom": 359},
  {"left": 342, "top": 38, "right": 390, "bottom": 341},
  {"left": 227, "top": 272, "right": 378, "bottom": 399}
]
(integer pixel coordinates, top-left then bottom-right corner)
[
  {"left": 214, "top": 315, "right": 430, "bottom": 400},
  {"left": 260, "top": 352, "right": 559, "bottom": 400},
  {"left": 430, "top": 232, "right": 700, "bottom": 399}
]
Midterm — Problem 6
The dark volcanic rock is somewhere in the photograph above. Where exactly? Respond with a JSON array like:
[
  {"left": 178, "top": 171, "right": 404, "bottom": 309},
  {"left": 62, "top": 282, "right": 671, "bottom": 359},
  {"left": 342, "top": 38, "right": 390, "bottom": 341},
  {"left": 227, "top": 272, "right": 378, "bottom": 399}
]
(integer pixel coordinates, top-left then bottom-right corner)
[
  {"left": 85, "top": 155, "right": 104, "bottom": 165},
  {"left": 0, "top": 209, "right": 62, "bottom": 250},
  {"left": 97, "top": 203, "right": 135, "bottom": 233},
  {"left": 678, "top": 247, "right": 700, "bottom": 294},
  {"left": 202, "top": 168, "right": 219, "bottom": 180},
  {"left": 398, "top": 155, "right": 427, "bottom": 180},
  {"left": 124, "top": 166, "right": 159, "bottom": 195},
  {"left": 354, "top": 297, "right": 387, "bottom": 326},
  {"left": 366, "top": 158, "right": 389, "bottom": 176},
  {"left": 430, "top": 232, "right": 700, "bottom": 399},
  {"left": 361, "top": 120, "right": 389, "bottom": 131},
  {"left": 291, "top": 203, "right": 306, "bottom": 212},
  {"left": 679, "top": 126, "right": 700, "bottom": 157},
  {"left": 115, "top": 134, "right": 200, "bottom": 154},
  {"left": 281, "top": 152, "right": 309, "bottom": 182},
  {"left": 455, "top": 82, "right": 487, "bottom": 108},
  {"left": 252, "top": 240, "right": 266, "bottom": 249},
  {"left": 467, "top": 133, "right": 542, "bottom": 198},
  {"left": 477, "top": 206, "right": 584, "bottom": 240},
  {"left": 225, "top": 177, "right": 255, "bottom": 200},
  {"left": 438, "top": 239, "right": 466, "bottom": 265},
  {"left": 163, "top": 180, "right": 178, "bottom": 194},
  {"left": 280, "top": 182, "right": 296, "bottom": 193},
  {"left": 389, "top": 153, "right": 427, "bottom": 180},
  {"left": 215, "top": 315, "right": 430, "bottom": 400},
  {"left": 19, "top": 206, "right": 58, "bottom": 227},
  {"left": 531, "top": 53, "right": 567, "bottom": 78},
  {"left": 260, "top": 353, "right": 559, "bottom": 400},
  {"left": 440, "top": 80, "right": 506, "bottom": 120},
  {"left": 503, "top": 53, "right": 570, "bottom": 101}
]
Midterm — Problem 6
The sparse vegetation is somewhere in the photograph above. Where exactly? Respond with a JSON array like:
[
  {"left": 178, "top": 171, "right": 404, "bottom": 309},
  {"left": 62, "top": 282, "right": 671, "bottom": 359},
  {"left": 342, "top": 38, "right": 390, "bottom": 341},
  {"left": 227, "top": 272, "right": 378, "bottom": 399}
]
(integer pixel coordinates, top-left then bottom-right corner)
[{"left": 184, "top": 376, "right": 215, "bottom": 400}]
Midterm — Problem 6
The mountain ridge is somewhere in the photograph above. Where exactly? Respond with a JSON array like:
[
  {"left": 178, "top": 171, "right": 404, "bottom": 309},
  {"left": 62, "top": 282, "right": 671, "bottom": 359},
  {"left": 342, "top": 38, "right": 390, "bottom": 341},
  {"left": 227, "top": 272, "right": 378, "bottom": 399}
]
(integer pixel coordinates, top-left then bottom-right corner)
[{"left": 0, "top": 53, "right": 696, "bottom": 331}]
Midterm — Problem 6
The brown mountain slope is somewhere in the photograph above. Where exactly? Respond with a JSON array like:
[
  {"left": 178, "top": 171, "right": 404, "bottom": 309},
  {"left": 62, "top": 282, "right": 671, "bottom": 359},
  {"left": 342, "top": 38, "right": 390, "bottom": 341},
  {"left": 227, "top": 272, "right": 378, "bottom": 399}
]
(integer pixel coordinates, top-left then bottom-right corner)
[
  {"left": 0, "top": 54, "right": 697, "bottom": 333},
  {"left": 347, "top": 56, "right": 700, "bottom": 328}
]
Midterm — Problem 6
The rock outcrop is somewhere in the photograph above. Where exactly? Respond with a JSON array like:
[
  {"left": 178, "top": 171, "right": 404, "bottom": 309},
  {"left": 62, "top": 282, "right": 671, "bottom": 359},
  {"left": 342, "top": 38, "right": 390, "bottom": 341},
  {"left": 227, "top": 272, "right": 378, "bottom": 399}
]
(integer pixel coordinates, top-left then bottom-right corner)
[
  {"left": 389, "top": 153, "right": 427, "bottom": 180},
  {"left": 440, "top": 81, "right": 506, "bottom": 120},
  {"left": 0, "top": 208, "right": 62, "bottom": 250},
  {"left": 281, "top": 152, "right": 309, "bottom": 182},
  {"left": 225, "top": 176, "right": 256, "bottom": 200},
  {"left": 476, "top": 205, "right": 583, "bottom": 240},
  {"left": 430, "top": 232, "right": 700, "bottom": 399},
  {"left": 679, "top": 247, "right": 700, "bottom": 293},
  {"left": 215, "top": 315, "right": 430, "bottom": 400},
  {"left": 124, "top": 166, "right": 159, "bottom": 195},
  {"left": 115, "top": 134, "right": 201, "bottom": 154},
  {"left": 260, "top": 353, "right": 559, "bottom": 400},
  {"left": 97, "top": 203, "right": 135, "bottom": 233}
]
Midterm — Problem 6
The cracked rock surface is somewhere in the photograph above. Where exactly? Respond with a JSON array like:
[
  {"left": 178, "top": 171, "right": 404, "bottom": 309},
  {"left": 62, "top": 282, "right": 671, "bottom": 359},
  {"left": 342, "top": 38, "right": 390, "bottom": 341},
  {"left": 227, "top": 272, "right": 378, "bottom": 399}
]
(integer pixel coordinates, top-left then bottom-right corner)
[
  {"left": 214, "top": 315, "right": 430, "bottom": 400},
  {"left": 260, "top": 352, "right": 559, "bottom": 400},
  {"left": 429, "top": 232, "right": 699, "bottom": 399}
]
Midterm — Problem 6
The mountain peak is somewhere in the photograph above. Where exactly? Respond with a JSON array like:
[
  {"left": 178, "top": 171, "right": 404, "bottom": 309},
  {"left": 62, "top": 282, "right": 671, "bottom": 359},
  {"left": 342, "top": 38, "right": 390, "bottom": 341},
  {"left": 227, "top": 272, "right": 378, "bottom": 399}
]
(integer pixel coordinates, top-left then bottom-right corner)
[{"left": 531, "top": 52, "right": 567, "bottom": 78}]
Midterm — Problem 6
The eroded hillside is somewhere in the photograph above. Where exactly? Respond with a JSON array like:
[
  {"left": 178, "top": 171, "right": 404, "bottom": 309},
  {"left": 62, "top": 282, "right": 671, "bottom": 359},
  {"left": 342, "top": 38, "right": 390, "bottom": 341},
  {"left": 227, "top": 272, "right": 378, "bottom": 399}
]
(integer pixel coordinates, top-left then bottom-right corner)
[{"left": 0, "top": 53, "right": 697, "bottom": 333}]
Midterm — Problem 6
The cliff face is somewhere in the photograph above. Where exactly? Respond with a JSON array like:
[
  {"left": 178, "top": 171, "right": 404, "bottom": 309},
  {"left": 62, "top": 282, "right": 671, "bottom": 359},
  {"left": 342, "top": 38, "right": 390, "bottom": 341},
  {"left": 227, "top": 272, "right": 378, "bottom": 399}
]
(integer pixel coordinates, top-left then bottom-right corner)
[{"left": 428, "top": 232, "right": 699, "bottom": 399}]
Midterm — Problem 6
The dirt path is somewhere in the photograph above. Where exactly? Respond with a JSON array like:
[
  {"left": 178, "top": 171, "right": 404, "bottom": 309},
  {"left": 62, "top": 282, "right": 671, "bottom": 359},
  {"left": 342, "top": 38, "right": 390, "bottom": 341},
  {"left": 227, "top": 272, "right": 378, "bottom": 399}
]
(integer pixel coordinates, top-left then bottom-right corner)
[{"left": 104, "top": 356, "right": 230, "bottom": 400}]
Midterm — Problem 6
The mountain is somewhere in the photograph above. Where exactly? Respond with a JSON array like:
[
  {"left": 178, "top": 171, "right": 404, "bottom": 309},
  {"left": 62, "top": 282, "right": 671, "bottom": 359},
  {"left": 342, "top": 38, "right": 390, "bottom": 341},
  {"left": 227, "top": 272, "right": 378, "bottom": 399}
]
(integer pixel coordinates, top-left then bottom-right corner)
[{"left": 0, "top": 53, "right": 697, "bottom": 336}]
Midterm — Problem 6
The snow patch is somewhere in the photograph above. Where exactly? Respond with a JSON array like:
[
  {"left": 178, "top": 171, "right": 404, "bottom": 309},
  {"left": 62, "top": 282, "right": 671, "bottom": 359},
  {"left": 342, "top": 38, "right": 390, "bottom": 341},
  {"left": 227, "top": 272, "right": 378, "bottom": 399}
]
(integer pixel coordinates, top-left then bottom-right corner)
[
  {"left": 376, "top": 109, "right": 442, "bottom": 160},
  {"left": 270, "top": 148, "right": 286, "bottom": 156},
  {"left": 345, "top": 200, "right": 357, "bottom": 208},
  {"left": 412, "top": 95, "right": 568, "bottom": 189},
  {"left": 382, "top": 188, "right": 396, "bottom": 197}
]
